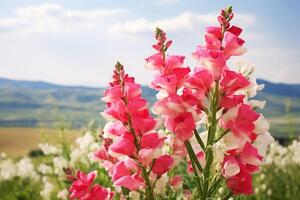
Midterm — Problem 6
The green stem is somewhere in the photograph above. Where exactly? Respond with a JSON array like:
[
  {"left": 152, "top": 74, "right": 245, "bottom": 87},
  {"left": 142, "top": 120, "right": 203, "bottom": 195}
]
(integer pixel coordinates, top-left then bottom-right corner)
[
  {"left": 202, "top": 81, "right": 220, "bottom": 200},
  {"left": 194, "top": 129, "right": 206, "bottom": 151},
  {"left": 222, "top": 192, "right": 232, "bottom": 200},
  {"left": 184, "top": 142, "right": 202, "bottom": 196},
  {"left": 207, "top": 177, "right": 223, "bottom": 197},
  {"left": 185, "top": 141, "right": 203, "bottom": 172},
  {"left": 214, "top": 129, "right": 230, "bottom": 143},
  {"left": 142, "top": 167, "right": 155, "bottom": 200},
  {"left": 121, "top": 187, "right": 130, "bottom": 200},
  {"left": 127, "top": 115, "right": 155, "bottom": 199}
]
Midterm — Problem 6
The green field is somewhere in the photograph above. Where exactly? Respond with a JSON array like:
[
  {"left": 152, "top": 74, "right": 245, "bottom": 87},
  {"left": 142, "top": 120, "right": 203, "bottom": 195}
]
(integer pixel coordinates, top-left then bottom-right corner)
[{"left": 0, "top": 127, "right": 82, "bottom": 157}]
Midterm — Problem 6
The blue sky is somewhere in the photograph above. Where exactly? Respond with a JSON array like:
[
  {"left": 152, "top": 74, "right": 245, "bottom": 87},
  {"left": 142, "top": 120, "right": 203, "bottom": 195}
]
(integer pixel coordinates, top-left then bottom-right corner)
[{"left": 0, "top": 0, "right": 299, "bottom": 86}]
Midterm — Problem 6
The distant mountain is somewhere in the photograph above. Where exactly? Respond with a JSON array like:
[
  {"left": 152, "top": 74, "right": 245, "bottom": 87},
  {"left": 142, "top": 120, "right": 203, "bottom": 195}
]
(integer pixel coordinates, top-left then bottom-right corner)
[
  {"left": 0, "top": 77, "right": 299, "bottom": 138},
  {"left": 257, "top": 79, "right": 300, "bottom": 98}
]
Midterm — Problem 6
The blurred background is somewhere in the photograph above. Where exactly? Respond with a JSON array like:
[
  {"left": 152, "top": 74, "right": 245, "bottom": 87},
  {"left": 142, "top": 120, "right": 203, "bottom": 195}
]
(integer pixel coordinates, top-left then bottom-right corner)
[{"left": 0, "top": 1, "right": 299, "bottom": 199}]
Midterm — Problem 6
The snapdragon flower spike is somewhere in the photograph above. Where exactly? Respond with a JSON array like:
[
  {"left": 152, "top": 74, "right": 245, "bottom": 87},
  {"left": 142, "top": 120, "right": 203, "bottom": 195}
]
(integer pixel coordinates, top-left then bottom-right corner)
[
  {"left": 146, "top": 28, "right": 190, "bottom": 95},
  {"left": 200, "top": 7, "right": 273, "bottom": 195},
  {"left": 100, "top": 62, "right": 173, "bottom": 197},
  {"left": 146, "top": 28, "right": 198, "bottom": 143},
  {"left": 192, "top": 6, "right": 245, "bottom": 80}
]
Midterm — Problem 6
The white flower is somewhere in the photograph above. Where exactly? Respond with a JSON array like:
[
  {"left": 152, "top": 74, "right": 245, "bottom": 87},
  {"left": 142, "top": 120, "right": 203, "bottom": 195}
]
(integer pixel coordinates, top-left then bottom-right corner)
[
  {"left": 76, "top": 132, "right": 95, "bottom": 152},
  {"left": 235, "top": 59, "right": 255, "bottom": 77},
  {"left": 16, "top": 157, "right": 39, "bottom": 180},
  {"left": 267, "top": 189, "right": 272, "bottom": 196},
  {"left": 39, "top": 143, "right": 62, "bottom": 155},
  {"left": 243, "top": 77, "right": 264, "bottom": 98},
  {"left": 70, "top": 148, "right": 86, "bottom": 164},
  {"left": 248, "top": 100, "right": 266, "bottom": 109},
  {"left": 222, "top": 131, "right": 249, "bottom": 150},
  {"left": 253, "top": 132, "right": 274, "bottom": 157},
  {"left": 218, "top": 187, "right": 224, "bottom": 194},
  {"left": 129, "top": 191, "right": 140, "bottom": 200},
  {"left": 53, "top": 156, "right": 68, "bottom": 176},
  {"left": 261, "top": 183, "right": 266, "bottom": 191},
  {"left": 57, "top": 189, "right": 69, "bottom": 200},
  {"left": 38, "top": 164, "right": 53, "bottom": 175},
  {"left": 40, "top": 177, "right": 54, "bottom": 200},
  {"left": 254, "top": 115, "right": 270, "bottom": 134},
  {"left": 0, "top": 159, "right": 16, "bottom": 180},
  {"left": 154, "top": 173, "right": 168, "bottom": 195}
]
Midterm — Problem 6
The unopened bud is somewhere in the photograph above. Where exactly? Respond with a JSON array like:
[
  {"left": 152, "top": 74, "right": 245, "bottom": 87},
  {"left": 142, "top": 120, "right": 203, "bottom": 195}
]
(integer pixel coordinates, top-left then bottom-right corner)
[
  {"left": 227, "top": 5, "right": 233, "bottom": 14},
  {"left": 229, "top": 13, "right": 234, "bottom": 20},
  {"left": 115, "top": 61, "right": 124, "bottom": 72},
  {"left": 218, "top": 16, "right": 226, "bottom": 24}
]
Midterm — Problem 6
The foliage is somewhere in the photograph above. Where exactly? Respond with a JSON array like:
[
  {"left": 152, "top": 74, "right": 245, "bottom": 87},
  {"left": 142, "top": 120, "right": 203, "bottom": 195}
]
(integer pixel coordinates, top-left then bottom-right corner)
[{"left": 0, "top": 177, "right": 42, "bottom": 200}]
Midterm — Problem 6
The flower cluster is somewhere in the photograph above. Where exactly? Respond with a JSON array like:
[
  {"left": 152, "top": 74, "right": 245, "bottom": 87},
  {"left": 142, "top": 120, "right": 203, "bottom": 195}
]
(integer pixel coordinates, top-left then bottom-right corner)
[
  {"left": 67, "top": 6, "right": 274, "bottom": 200},
  {"left": 69, "top": 171, "right": 113, "bottom": 200},
  {"left": 265, "top": 140, "right": 300, "bottom": 167},
  {"left": 92, "top": 62, "right": 173, "bottom": 199},
  {"left": 144, "top": 6, "right": 274, "bottom": 197}
]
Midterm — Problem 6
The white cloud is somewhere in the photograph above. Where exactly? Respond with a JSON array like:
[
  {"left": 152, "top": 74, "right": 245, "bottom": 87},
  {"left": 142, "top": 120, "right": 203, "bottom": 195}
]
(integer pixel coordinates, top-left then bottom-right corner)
[
  {"left": 0, "top": 3, "right": 298, "bottom": 85},
  {"left": 0, "top": 3, "right": 128, "bottom": 34},
  {"left": 109, "top": 12, "right": 256, "bottom": 35},
  {"left": 245, "top": 45, "right": 300, "bottom": 83}
]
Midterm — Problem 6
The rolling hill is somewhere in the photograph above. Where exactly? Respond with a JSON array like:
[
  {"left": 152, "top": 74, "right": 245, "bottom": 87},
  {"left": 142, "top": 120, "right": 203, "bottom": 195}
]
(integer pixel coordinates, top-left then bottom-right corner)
[{"left": 0, "top": 77, "right": 299, "bottom": 138}]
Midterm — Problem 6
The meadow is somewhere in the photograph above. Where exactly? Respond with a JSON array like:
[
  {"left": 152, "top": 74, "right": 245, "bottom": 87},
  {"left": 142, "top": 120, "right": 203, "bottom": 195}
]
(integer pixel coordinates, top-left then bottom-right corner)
[{"left": 0, "top": 127, "right": 82, "bottom": 157}]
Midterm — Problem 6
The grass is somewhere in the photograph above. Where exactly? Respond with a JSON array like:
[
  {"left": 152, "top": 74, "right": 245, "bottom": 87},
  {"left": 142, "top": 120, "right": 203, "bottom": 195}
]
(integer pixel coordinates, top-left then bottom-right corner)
[{"left": 0, "top": 127, "right": 83, "bottom": 158}]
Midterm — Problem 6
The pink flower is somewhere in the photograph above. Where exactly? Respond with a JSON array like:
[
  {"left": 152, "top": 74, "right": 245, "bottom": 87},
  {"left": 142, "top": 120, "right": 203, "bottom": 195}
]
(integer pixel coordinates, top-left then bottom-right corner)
[
  {"left": 165, "top": 112, "right": 195, "bottom": 141},
  {"left": 151, "top": 73, "right": 178, "bottom": 94},
  {"left": 145, "top": 53, "right": 164, "bottom": 71},
  {"left": 226, "top": 164, "right": 253, "bottom": 195},
  {"left": 222, "top": 156, "right": 240, "bottom": 178},
  {"left": 70, "top": 171, "right": 113, "bottom": 200},
  {"left": 131, "top": 115, "right": 157, "bottom": 135},
  {"left": 110, "top": 158, "right": 145, "bottom": 191},
  {"left": 220, "top": 104, "right": 260, "bottom": 137},
  {"left": 227, "top": 25, "right": 242, "bottom": 36},
  {"left": 140, "top": 132, "right": 166, "bottom": 149},
  {"left": 186, "top": 68, "right": 213, "bottom": 92},
  {"left": 181, "top": 88, "right": 204, "bottom": 108},
  {"left": 169, "top": 175, "right": 183, "bottom": 188},
  {"left": 103, "top": 121, "right": 128, "bottom": 139},
  {"left": 239, "top": 142, "right": 263, "bottom": 167},
  {"left": 114, "top": 174, "right": 145, "bottom": 190},
  {"left": 86, "top": 185, "right": 114, "bottom": 200},
  {"left": 111, "top": 158, "right": 139, "bottom": 182},
  {"left": 123, "top": 82, "right": 142, "bottom": 100},
  {"left": 165, "top": 55, "right": 186, "bottom": 71},
  {"left": 220, "top": 94, "right": 245, "bottom": 110},
  {"left": 101, "top": 100, "right": 127, "bottom": 122},
  {"left": 152, "top": 94, "right": 185, "bottom": 116},
  {"left": 138, "top": 148, "right": 162, "bottom": 166},
  {"left": 70, "top": 171, "right": 97, "bottom": 200},
  {"left": 101, "top": 85, "right": 122, "bottom": 103},
  {"left": 152, "top": 155, "right": 174, "bottom": 176},
  {"left": 192, "top": 46, "right": 226, "bottom": 79},
  {"left": 204, "top": 26, "right": 222, "bottom": 49},
  {"left": 223, "top": 31, "right": 246, "bottom": 59},
  {"left": 221, "top": 70, "right": 250, "bottom": 95},
  {"left": 138, "top": 133, "right": 165, "bottom": 166},
  {"left": 109, "top": 133, "right": 135, "bottom": 156}
]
